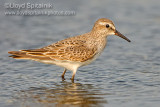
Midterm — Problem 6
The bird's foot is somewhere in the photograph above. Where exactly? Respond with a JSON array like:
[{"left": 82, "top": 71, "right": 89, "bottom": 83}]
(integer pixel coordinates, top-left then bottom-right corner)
[
  {"left": 61, "top": 75, "right": 65, "bottom": 81},
  {"left": 70, "top": 78, "right": 74, "bottom": 83}
]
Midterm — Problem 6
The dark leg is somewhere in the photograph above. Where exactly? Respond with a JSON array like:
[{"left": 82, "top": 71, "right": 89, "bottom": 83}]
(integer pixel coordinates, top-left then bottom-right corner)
[
  {"left": 70, "top": 69, "right": 77, "bottom": 82},
  {"left": 61, "top": 68, "right": 67, "bottom": 80}
]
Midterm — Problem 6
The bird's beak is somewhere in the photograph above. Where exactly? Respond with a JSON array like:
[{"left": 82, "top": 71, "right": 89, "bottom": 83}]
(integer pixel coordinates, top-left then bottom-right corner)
[{"left": 114, "top": 30, "right": 131, "bottom": 42}]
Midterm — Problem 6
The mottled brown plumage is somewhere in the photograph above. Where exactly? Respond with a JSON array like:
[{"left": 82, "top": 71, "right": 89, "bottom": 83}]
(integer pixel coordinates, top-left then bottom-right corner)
[{"left": 8, "top": 18, "right": 131, "bottom": 81}]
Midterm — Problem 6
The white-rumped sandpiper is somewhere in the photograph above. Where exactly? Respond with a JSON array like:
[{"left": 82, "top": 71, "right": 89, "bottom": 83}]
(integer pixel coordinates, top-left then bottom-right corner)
[{"left": 8, "top": 18, "right": 131, "bottom": 82}]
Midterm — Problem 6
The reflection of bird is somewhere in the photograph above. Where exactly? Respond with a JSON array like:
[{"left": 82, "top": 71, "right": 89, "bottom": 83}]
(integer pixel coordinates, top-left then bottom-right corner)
[
  {"left": 8, "top": 18, "right": 131, "bottom": 81},
  {"left": 18, "top": 82, "right": 107, "bottom": 106}
]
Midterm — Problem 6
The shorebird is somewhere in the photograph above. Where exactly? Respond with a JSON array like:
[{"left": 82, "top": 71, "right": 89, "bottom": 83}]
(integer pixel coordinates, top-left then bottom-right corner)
[{"left": 8, "top": 18, "right": 131, "bottom": 82}]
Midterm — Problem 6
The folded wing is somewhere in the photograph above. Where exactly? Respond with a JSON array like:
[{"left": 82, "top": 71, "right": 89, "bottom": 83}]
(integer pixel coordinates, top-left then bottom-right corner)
[{"left": 8, "top": 39, "right": 97, "bottom": 62}]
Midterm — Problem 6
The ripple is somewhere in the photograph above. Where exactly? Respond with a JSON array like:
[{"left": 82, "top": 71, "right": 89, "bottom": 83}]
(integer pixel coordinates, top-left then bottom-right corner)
[{"left": 12, "top": 81, "right": 107, "bottom": 107}]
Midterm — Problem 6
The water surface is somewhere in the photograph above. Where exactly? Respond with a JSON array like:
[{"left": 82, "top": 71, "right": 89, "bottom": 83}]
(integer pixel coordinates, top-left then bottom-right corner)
[{"left": 0, "top": 0, "right": 160, "bottom": 107}]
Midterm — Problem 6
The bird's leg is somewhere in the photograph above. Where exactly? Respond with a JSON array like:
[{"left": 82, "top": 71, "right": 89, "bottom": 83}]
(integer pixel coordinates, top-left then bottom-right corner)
[
  {"left": 61, "top": 68, "right": 67, "bottom": 80},
  {"left": 71, "top": 69, "right": 77, "bottom": 82}
]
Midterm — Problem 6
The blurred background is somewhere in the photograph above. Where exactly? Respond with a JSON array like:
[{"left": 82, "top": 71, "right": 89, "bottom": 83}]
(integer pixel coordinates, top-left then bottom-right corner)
[{"left": 0, "top": 0, "right": 160, "bottom": 107}]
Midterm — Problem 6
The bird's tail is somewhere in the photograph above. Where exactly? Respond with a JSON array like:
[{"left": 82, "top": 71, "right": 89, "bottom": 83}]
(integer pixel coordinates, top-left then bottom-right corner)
[
  {"left": 8, "top": 51, "right": 30, "bottom": 59},
  {"left": 8, "top": 49, "right": 52, "bottom": 62}
]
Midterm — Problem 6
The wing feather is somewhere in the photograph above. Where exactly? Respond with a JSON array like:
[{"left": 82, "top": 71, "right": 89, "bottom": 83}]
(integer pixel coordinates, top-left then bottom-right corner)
[
  {"left": 9, "top": 35, "right": 97, "bottom": 62},
  {"left": 44, "top": 45, "right": 97, "bottom": 62}
]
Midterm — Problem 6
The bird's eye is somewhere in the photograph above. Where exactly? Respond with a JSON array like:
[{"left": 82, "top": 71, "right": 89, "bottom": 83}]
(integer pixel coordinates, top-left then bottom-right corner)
[{"left": 106, "top": 24, "right": 110, "bottom": 28}]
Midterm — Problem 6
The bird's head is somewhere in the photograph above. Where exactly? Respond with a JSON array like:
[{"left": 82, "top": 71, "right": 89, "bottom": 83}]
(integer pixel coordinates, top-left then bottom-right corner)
[{"left": 92, "top": 18, "right": 131, "bottom": 42}]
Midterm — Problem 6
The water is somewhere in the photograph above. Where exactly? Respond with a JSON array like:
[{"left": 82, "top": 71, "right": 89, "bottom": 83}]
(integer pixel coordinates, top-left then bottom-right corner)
[{"left": 0, "top": 0, "right": 160, "bottom": 107}]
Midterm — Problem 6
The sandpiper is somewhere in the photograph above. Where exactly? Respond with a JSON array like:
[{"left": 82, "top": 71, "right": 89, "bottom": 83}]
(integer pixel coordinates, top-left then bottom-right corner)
[{"left": 8, "top": 18, "right": 131, "bottom": 82}]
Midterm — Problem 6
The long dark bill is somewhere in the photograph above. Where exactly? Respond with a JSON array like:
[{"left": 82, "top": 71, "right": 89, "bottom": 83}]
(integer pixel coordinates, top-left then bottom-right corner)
[{"left": 115, "top": 30, "right": 131, "bottom": 42}]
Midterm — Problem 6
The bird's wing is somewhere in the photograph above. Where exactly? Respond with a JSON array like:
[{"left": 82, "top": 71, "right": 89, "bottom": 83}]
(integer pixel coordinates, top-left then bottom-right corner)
[
  {"left": 19, "top": 39, "right": 97, "bottom": 62},
  {"left": 44, "top": 45, "right": 97, "bottom": 62}
]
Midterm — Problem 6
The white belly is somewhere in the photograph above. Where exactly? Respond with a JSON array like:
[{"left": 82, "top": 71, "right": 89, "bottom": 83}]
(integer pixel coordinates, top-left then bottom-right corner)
[{"left": 35, "top": 52, "right": 101, "bottom": 72}]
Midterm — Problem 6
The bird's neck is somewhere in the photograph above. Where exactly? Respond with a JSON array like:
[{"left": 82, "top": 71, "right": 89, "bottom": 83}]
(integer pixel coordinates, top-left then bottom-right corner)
[
  {"left": 87, "top": 31, "right": 107, "bottom": 52},
  {"left": 89, "top": 31, "right": 107, "bottom": 42}
]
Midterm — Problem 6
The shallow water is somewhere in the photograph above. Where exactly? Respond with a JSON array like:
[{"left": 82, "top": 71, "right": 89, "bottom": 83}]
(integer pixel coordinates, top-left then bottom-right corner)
[{"left": 0, "top": 0, "right": 160, "bottom": 107}]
